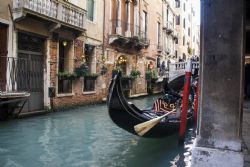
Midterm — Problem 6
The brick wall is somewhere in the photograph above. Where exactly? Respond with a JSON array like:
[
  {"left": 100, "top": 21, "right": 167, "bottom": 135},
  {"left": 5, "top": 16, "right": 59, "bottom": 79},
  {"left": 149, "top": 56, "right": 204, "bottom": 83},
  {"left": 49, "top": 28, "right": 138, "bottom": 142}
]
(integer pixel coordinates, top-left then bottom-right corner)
[{"left": 49, "top": 39, "right": 107, "bottom": 109}]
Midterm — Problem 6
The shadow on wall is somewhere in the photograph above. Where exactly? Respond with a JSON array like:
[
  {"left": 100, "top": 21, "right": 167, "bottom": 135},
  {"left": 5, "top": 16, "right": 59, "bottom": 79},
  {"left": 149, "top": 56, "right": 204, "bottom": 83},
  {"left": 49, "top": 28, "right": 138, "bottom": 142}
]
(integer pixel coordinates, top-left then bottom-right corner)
[{"left": 245, "top": 64, "right": 250, "bottom": 98}]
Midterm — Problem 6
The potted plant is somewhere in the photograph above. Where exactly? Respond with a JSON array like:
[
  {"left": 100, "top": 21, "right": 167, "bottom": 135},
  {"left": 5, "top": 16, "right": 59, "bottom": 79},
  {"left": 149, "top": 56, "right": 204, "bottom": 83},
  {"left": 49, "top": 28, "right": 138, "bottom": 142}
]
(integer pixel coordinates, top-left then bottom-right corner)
[
  {"left": 84, "top": 73, "right": 100, "bottom": 80},
  {"left": 145, "top": 69, "right": 158, "bottom": 94},
  {"left": 130, "top": 69, "right": 141, "bottom": 79},
  {"left": 75, "top": 63, "right": 89, "bottom": 77}
]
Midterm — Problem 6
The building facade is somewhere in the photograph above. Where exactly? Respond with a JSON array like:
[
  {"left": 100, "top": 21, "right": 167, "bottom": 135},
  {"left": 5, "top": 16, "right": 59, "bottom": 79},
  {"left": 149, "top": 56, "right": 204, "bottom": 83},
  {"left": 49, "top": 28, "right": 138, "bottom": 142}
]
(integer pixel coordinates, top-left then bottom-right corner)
[
  {"left": 175, "top": 0, "right": 198, "bottom": 61},
  {"left": 0, "top": 0, "right": 200, "bottom": 112},
  {"left": 0, "top": 0, "right": 108, "bottom": 112},
  {"left": 103, "top": 0, "right": 159, "bottom": 96}
]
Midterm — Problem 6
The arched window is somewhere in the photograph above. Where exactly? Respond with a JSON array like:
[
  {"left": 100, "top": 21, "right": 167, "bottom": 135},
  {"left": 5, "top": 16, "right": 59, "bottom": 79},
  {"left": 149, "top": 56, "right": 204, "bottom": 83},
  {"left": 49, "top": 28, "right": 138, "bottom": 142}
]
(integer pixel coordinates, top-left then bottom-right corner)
[{"left": 87, "top": 0, "right": 94, "bottom": 21}]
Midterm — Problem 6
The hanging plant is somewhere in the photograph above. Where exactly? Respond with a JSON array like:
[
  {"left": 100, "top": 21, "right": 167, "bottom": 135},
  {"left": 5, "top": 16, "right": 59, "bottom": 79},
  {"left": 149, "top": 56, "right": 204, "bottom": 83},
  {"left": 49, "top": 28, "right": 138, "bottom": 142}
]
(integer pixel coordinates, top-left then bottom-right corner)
[
  {"left": 75, "top": 63, "right": 89, "bottom": 77},
  {"left": 121, "top": 75, "right": 134, "bottom": 80},
  {"left": 84, "top": 73, "right": 100, "bottom": 79},
  {"left": 57, "top": 71, "right": 77, "bottom": 80}
]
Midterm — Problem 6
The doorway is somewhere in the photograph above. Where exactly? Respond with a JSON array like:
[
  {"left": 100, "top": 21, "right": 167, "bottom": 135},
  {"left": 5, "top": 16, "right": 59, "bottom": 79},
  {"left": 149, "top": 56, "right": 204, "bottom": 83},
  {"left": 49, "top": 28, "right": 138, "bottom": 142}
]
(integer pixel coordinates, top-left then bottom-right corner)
[
  {"left": 0, "top": 23, "right": 8, "bottom": 91},
  {"left": 17, "top": 32, "right": 44, "bottom": 112}
]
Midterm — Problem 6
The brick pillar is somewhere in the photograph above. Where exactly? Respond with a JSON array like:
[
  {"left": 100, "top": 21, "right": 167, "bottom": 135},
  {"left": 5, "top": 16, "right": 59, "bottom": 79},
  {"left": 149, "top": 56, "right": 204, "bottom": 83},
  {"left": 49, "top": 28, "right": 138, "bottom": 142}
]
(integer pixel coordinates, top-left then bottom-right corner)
[
  {"left": 74, "top": 39, "right": 84, "bottom": 96},
  {"left": 74, "top": 39, "right": 84, "bottom": 68},
  {"left": 50, "top": 40, "right": 58, "bottom": 88},
  {"left": 191, "top": 0, "right": 244, "bottom": 166}
]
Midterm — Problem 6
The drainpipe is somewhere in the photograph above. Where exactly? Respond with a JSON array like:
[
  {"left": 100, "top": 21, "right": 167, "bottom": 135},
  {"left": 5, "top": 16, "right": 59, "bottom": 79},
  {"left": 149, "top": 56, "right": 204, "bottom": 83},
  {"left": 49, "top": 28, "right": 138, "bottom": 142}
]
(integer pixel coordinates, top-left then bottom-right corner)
[
  {"left": 103, "top": 0, "right": 106, "bottom": 57},
  {"left": 101, "top": 0, "right": 106, "bottom": 96}
]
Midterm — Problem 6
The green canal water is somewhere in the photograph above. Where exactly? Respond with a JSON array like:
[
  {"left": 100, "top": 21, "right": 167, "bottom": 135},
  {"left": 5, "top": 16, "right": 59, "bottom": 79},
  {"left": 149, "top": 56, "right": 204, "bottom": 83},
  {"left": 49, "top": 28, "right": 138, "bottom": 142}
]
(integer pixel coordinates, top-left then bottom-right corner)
[{"left": 0, "top": 95, "right": 195, "bottom": 167}]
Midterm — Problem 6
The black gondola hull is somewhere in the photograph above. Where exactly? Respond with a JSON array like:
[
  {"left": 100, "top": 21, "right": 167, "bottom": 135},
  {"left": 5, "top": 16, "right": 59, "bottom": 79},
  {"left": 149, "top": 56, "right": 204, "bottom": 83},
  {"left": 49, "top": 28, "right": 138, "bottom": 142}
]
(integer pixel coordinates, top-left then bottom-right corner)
[{"left": 107, "top": 72, "right": 193, "bottom": 138}]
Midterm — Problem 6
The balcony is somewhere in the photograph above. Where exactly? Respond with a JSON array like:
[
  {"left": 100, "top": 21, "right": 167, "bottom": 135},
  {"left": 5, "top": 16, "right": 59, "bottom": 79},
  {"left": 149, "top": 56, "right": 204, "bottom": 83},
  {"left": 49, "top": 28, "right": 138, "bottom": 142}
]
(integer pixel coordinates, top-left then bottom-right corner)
[
  {"left": 163, "top": 22, "right": 174, "bottom": 34},
  {"left": 109, "top": 20, "right": 149, "bottom": 53},
  {"left": 171, "top": 29, "right": 178, "bottom": 39},
  {"left": 12, "top": 0, "right": 86, "bottom": 32}
]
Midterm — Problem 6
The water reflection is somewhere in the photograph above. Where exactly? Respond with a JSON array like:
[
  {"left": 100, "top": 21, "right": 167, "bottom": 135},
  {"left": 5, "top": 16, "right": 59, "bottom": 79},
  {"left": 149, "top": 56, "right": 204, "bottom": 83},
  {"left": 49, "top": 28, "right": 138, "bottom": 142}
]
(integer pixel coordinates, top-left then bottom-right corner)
[{"left": 0, "top": 95, "right": 195, "bottom": 167}]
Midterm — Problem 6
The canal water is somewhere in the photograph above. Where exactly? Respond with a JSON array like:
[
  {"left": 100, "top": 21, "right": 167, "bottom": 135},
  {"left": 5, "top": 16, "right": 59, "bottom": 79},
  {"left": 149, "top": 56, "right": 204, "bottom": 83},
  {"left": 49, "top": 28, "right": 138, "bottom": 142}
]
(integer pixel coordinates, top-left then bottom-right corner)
[{"left": 0, "top": 95, "right": 195, "bottom": 167}]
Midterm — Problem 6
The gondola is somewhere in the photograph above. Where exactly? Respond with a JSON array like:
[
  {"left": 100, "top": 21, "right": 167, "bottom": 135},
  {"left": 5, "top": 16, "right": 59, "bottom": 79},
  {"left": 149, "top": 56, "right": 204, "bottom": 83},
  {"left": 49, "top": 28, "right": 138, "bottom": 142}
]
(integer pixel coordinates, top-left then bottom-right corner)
[{"left": 107, "top": 72, "right": 193, "bottom": 138}]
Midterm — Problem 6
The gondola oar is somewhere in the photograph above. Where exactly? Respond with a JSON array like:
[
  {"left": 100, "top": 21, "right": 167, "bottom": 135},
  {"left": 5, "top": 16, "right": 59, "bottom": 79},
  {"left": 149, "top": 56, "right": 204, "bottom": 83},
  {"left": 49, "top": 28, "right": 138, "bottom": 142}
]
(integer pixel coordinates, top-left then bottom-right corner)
[{"left": 134, "top": 109, "right": 176, "bottom": 136}]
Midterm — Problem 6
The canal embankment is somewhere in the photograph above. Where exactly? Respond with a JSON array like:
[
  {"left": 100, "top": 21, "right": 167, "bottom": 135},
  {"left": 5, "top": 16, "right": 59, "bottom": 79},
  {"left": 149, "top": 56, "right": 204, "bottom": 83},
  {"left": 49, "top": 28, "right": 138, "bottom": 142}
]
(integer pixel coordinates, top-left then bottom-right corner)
[{"left": 243, "top": 100, "right": 250, "bottom": 167}]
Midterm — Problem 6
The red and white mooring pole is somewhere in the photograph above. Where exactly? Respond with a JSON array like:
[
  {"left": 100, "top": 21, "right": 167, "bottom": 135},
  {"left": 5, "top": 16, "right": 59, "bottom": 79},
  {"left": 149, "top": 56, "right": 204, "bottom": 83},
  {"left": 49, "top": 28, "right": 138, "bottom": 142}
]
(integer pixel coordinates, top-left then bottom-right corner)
[{"left": 179, "top": 59, "right": 192, "bottom": 144}]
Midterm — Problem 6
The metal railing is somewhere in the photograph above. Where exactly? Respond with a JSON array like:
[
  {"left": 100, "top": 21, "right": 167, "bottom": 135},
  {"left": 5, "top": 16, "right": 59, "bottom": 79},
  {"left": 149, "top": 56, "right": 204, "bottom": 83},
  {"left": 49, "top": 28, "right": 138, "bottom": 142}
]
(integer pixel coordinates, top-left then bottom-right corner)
[
  {"left": 163, "top": 21, "right": 175, "bottom": 32},
  {"left": 12, "top": 0, "right": 86, "bottom": 29},
  {"left": 109, "top": 19, "right": 150, "bottom": 44},
  {"left": 0, "top": 57, "right": 29, "bottom": 92},
  {"left": 172, "top": 29, "right": 178, "bottom": 39},
  {"left": 169, "top": 62, "right": 186, "bottom": 71},
  {"left": 167, "top": 61, "right": 199, "bottom": 81}
]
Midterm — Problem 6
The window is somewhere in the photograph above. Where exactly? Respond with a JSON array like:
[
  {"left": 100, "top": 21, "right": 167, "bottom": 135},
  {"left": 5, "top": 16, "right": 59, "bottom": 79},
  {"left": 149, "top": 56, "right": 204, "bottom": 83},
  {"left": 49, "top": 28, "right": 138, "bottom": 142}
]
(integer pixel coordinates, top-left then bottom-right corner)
[
  {"left": 183, "top": 18, "right": 185, "bottom": 29},
  {"left": 175, "top": 0, "right": 180, "bottom": 8},
  {"left": 84, "top": 78, "right": 96, "bottom": 91},
  {"left": 183, "top": 53, "right": 186, "bottom": 61},
  {"left": 188, "top": 27, "right": 190, "bottom": 36},
  {"left": 87, "top": 0, "right": 94, "bottom": 21},
  {"left": 142, "top": 11, "right": 148, "bottom": 39},
  {"left": 83, "top": 44, "right": 97, "bottom": 92},
  {"left": 175, "top": 37, "right": 178, "bottom": 44},
  {"left": 183, "top": 36, "right": 185, "bottom": 46},
  {"left": 167, "top": 9, "right": 169, "bottom": 22},
  {"left": 175, "top": 50, "right": 178, "bottom": 58},
  {"left": 183, "top": 3, "right": 185, "bottom": 11},
  {"left": 157, "top": 22, "right": 161, "bottom": 46},
  {"left": 176, "top": 15, "right": 180, "bottom": 25},
  {"left": 58, "top": 40, "right": 73, "bottom": 94}
]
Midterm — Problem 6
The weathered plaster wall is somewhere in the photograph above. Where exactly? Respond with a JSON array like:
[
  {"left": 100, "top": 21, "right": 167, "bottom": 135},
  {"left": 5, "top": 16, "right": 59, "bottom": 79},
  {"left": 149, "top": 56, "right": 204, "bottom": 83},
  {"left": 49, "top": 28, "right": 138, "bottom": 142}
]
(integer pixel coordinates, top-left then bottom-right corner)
[{"left": 0, "top": 0, "right": 11, "bottom": 21}]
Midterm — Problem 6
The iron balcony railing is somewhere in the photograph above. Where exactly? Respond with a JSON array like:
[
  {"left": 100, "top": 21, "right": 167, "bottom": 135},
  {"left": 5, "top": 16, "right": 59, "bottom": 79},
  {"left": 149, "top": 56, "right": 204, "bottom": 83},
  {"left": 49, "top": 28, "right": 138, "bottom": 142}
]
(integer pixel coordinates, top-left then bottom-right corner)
[
  {"left": 171, "top": 29, "right": 178, "bottom": 39},
  {"left": 12, "top": 0, "right": 86, "bottom": 30},
  {"left": 163, "top": 21, "right": 175, "bottom": 33},
  {"left": 109, "top": 19, "right": 150, "bottom": 44}
]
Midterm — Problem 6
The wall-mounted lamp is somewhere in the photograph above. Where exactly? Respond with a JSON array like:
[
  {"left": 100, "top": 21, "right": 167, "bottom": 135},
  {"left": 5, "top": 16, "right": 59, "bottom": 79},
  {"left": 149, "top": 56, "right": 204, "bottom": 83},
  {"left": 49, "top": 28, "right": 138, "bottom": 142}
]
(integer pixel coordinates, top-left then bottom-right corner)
[{"left": 63, "top": 41, "right": 68, "bottom": 47}]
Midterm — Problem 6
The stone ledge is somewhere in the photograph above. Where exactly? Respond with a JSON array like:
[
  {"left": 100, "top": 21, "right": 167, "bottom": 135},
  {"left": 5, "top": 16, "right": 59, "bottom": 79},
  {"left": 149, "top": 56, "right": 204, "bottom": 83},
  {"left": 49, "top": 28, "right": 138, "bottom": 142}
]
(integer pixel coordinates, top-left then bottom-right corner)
[
  {"left": 191, "top": 146, "right": 244, "bottom": 167},
  {"left": 56, "top": 93, "right": 74, "bottom": 97},
  {"left": 82, "top": 91, "right": 96, "bottom": 95},
  {"left": 18, "top": 110, "right": 50, "bottom": 118}
]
